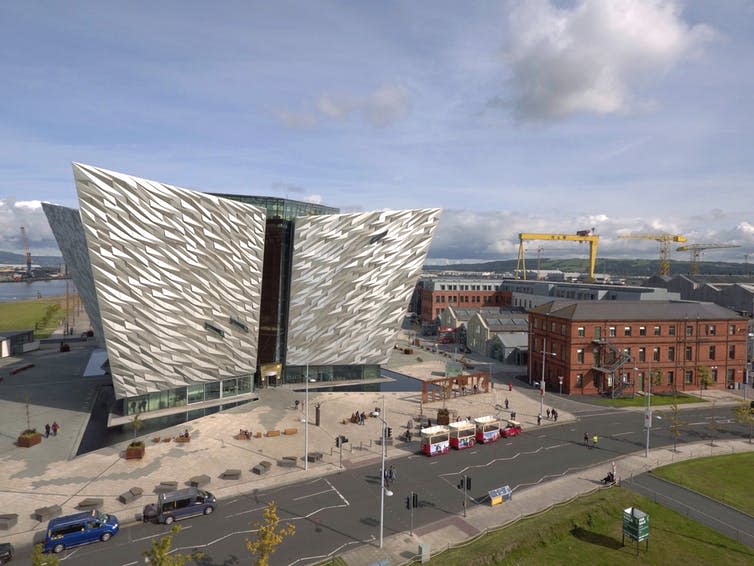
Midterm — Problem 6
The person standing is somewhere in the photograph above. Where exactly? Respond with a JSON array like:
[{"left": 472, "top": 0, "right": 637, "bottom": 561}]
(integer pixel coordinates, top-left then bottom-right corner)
[
  {"left": 584, "top": 432, "right": 589, "bottom": 447},
  {"left": 592, "top": 434, "right": 599, "bottom": 448},
  {"left": 546, "top": 409, "right": 551, "bottom": 420},
  {"left": 504, "top": 398, "right": 509, "bottom": 410},
  {"left": 537, "top": 414, "right": 542, "bottom": 426},
  {"left": 51, "top": 422, "right": 60, "bottom": 436},
  {"left": 45, "top": 423, "right": 51, "bottom": 438}
]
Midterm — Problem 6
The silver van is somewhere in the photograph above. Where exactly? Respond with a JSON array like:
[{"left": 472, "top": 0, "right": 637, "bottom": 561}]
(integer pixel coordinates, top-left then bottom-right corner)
[{"left": 143, "top": 487, "right": 216, "bottom": 524}]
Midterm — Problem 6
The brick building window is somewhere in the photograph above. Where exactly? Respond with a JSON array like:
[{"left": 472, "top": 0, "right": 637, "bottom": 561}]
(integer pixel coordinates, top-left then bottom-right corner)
[
  {"left": 561, "top": 324, "right": 566, "bottom": 336},
  {"left": 667, "top": 371, "right": 674, "bottom": 385},
  {"left": 639, "top": 347, "right": 646, "bottom": 362},
  {"left": 709, "top": 345, "right": 716, "bottom": 360},
  {"left": 609, "top": 326, "right": 616, "bottom": 337},
  {"left": 533, "top": 319, "right": 538, "bottom": 329},
  {"left": 727, "top": 368, "right": 735, "bottom": 382},
  {"left": 577, "top": 327, "right": 585, "bottom": 337},
  {"left": 685, "top": 346, "right": 692, "bottom": 361},
  {"left": 577, "top": 349, "right": 584, "bottom": 363},
  {"left": 706, "top": 325, "right": 716, "bottom": 336},
  {"left": 686, "top": 325, "right": 693, "bottom": 336},
  {"left": 624, "top": 326, "right": 632, "bottom": 336},
  {"left": 576, "top": 374, "right": 583, "bottom": 388},
  {"left": 653, "top": 325, "right": 661, "bottom": 336},
  {"left": 729, "top": 324, "right": 737, "bottom": 335},
  {"left": 639, "top": 326, "right": 646, "bottom": 336},
  {"left": 711, "top": 368, "right": 718, "bottom": 382},
  {"left": 653, "top": 347, "right": 660, "bottom": 362},
  {"left": 684, "top": 370, "right": 693, "bottom": 384},
  {"left": 668, "top": 346, "right": 675, "bottom": 361},
  {"left": 729, "top": 345, "right": 736, "bottom": 359},
  {"left": 668, "top": 326, "right": 676, "bottom": 336}
]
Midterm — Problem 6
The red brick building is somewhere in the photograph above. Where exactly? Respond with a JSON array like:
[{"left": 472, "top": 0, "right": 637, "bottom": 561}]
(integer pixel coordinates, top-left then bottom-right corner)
[
  {"left": 529, "top": 300, "right": 748, "bottom": 396},
  {"left": 418, "top": 277, "right": 512, "bottom": 323}
]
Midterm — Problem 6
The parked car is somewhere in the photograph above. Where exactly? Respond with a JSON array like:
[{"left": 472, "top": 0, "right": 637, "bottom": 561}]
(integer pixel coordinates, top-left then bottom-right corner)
[
  {"left": 501, "top": 420, "right": 523, "bottom": 437},
  {"left": 43, "top": 510, "right": 119, "bottom": 554},
  {"left": 143, "top": 487, "right": 216, "bottom": 524},
  {"left": 0, "top": 542, "right": 13, "bottom": 564}
]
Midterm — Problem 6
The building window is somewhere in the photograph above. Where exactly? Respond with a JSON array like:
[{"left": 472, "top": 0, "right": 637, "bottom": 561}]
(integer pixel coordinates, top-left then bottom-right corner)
[
  {"left": 576, "top": 373, "right": 583, "bottom": 388},
  {"left": 668, "top": 326, "right": 676, "bottom": 336},
  {"left": 533, "top": 319, "right": 538, "bottom": 329},
  {"left": 684, "top": 370, "right": 693, "bottom": 384},
  {"left": 638, "top": 348, "right": 646, "bottom": 362},
  {"left": 707, "top": 325, "right": 716, "bottom": 336},
  {"left": 624, "top": 326, "right": 632, "bottom": 337},
  {"left": 729, "top": 345, "right": 736, "bottom": 359},
  {"left": 561, "top": 324, "right": 566, "bottom": 336},
  {"left": 668, "top": 346, "right": 675, "bottom": 361},
  {"left": 709, "top": 345, "right": 716, "bottom": 360},
  {"left": 727, "top": 368, "right": 735, "bottom": 383},
  {"left": 685, "top": 346, "right": 692, "bottom": 361},
  {"left": 711, "top": 368, "right": 718, "bottom": 382},
  {"left": 609, "top": 326, "right": 616, "bottom": 337},
  {"left": 729, "top": 324, "right": 737, "bottom": 335},
  {"left": 653, "top": 325, "right": 661, "bottom": 336},
  {"left": 653, "top": 347, "right": 660, "bottom": 362},
  {"left": 577, "top": 326, "right": 585, "bottom": 337},
  {"left": 577, "top": 349, "right": 584, "bottom": 363},
  {"left": 551, "top": 321, "right": 556, "bottom": 332},
  {"left": 667, "top": 371, "right": 674, "bottom": 385},
  {"left": 639, "top": 326, "right": 646, "bottom": 336},
  {"left": 686, "top": 325, "right": 693, "bottom": 336},
  {"left": 594, "top": 326, "right": 602, "bottom": 339}
]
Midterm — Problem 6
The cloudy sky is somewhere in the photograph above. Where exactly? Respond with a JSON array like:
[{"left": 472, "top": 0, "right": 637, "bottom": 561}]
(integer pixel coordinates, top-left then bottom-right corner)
[{"left": 1, "top": 0, "right": 753, "bottom": 266}]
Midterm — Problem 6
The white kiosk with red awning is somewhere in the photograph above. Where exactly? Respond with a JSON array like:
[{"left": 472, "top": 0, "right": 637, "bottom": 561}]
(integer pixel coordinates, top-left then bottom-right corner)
[
  {"left": 421, "top": 425, "right": 450, "bottom": 456},
  {"left": 448, "top": 420, "right": 476, "bottom": 450},
  {"left": 474, "top": 415, "right": 501, "bottom": 444}
]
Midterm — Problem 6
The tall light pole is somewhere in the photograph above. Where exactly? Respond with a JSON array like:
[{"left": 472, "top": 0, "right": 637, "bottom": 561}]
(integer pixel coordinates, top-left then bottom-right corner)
[
  {"left": 378, "top": 396, "right": 392, "bottom": 548},
  {"left": 304, "top": 365, "right": 315, "bottom": 471},
  {"left": 644, "top": 356, "right": 652, "bottom": 458},
  {"left": 539, "top": 338, "right": 555, "bottom": 418}
]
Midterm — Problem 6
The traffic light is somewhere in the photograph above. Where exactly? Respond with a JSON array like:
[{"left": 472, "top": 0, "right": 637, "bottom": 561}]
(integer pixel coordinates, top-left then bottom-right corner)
[
  {"left": 406, "top": 496, "right": 411, "bottom": 510},
  {"left": 458, "top": 476, "right": 472, "bottom": 490},
  {"left": 336, "top": 435, "right": 348, "bottom": 447},
  {"left": 335, "top": 436, "right": 341, "bottom": 448},
  {"left": 412, "top": 492, "right": 419, "bottom": 508},
  {"left": 387, "top": 427, "right": 393, "bottom": 438},
  {"left": 341, "top": 435, "right": 348, "bottom": 445},
  {"left": 466, "top": 476, "right": 471, "bottom": 490}
]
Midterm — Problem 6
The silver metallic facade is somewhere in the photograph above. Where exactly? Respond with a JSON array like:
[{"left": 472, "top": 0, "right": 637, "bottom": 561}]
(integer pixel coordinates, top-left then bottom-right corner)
[
  {"left": 286, "top": 209, "right": 441, "bottom": 365},
  {"left": 72, "top": 163, "right": 266, "bottom": 399},
  {"left": 41, "top": 202, "right": 105, "bottom": 346}
]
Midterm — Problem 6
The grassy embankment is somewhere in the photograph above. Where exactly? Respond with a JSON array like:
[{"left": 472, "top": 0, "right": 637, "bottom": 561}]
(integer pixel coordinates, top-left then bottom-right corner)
[
  {"left": 0, "top": 297, "right": 68, "bottom": 338},
  {"left": 652, "top": 452, "right": 754, "bottom": 515}
]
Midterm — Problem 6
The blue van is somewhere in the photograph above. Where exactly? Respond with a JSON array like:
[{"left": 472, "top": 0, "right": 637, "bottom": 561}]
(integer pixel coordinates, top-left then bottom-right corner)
[
  {"left": 143, "top": 487, "right": 216, "bottom": 524},
  {"left": 44, "top": 510, "right": 119, "bottom": 554}
]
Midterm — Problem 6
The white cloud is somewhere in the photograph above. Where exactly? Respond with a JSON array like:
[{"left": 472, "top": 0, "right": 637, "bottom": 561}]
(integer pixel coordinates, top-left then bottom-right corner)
[
  {"left": 502, "top": 0, "right": 716, "bottom": 120},
  {"left": 282, "top": 83, "right": 411, "bottom": 128},
  {"left": 0, "top": 197, "right": 57, "bottom": 254}
]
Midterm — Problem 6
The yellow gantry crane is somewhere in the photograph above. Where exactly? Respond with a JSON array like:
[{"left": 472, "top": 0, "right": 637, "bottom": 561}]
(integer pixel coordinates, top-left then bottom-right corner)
[
  {"left": 676, "top": 243, "right": 741, "bottom": 276},
  {"left": 516, "top": 229, "right": 599, "bottom": 282},
  {"left": 618, "top": 233, "right": 687, "bottom": 276}
]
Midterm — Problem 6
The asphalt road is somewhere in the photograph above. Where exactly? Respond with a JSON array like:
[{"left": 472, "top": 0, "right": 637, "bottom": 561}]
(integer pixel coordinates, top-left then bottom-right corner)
[{"left": 44, "top": 402, "right": 752, "bottom": 566}]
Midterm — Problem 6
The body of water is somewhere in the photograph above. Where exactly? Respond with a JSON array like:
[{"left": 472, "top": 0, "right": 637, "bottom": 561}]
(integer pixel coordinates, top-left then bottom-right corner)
[{"left": 0, "top": 279, "right": 74, "bottom": 302}]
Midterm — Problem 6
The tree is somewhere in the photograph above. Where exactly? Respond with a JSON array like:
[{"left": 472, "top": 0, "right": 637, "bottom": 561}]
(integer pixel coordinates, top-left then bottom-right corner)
[
  {"left": 668, "top": 387, "right": 685, "bottom": 452},
  {"left": 246, "top": 501, "right": 296, "bottom": 566},
  {"left": 31, "top": 543, "right": 60, "bottom": 566},
  {"left": 132, "top": 414, "right": 142, "bottom": 441},
  {"left": 733, "top": 401, "right": 754, "bottom": 444},
  {"left": 696, "top": 365, "right": 711, "bottom": 399},
  {"left": 143, "top": 525, "right": 202, "bottom": 565}
]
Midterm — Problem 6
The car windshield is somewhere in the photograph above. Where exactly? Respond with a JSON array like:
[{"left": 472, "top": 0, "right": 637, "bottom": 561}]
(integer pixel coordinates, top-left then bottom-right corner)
[{"left": 96, "top": 511, "right": 109, "bottom": 523}]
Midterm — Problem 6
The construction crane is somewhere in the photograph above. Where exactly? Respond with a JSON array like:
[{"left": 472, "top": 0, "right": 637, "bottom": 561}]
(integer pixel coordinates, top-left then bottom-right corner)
[
  {"left": 19, "top": 226, "right": 32, "bottom": 276},
  {"left": 516, "top": 229, "right": 599, "bottom": 282},
  {"left": 618, "top": 233, "right": 687, "bottom": 276},
  {"left": 676, "top": 243, "right": 741, "bottom": 276}
]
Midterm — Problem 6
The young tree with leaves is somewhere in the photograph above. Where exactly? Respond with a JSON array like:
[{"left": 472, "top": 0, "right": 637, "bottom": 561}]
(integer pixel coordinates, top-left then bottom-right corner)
[
  {"left": 668, "top": 387, "right": 685, "bottom": 451},
  {"left": 143, "top": 525, "right": 202, "bottom": 566},
  {"left": 246, "top": 501, "right": 295, "bottom": 566},
  {"left": 31, "top": 543, "right": 60, "bottom": 566},
  {"left": 733, "top": 401, "right": 754, "bottom": 444},
  {"left": 696, "top": 365, "right": 711, "bottom": 399}
]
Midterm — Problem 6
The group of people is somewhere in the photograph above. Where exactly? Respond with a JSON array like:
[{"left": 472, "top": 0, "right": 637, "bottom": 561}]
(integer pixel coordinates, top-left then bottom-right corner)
[
  {"left": 383, "top": 465, "right": 398, "bottom": 487},
  {"left": 238, "top": 428, "right": 251, "bottom": 439},
  {"left": 44, "top": 422, "right": 60, "bottom": 438},
  {"left": 350, "top": 411, "right": 367, "bottom": 425},
  {"left": 546, "top": 408, "right": 559, "bottom": 421},
  {"left": 583, "top": 432, "right": 600, "bottom": 448}
]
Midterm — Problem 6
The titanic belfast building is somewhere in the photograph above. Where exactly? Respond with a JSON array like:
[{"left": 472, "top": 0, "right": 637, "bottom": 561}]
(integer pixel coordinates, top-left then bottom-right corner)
[{"left": 44, "top": 164, "right": 440, "bottom": 423}]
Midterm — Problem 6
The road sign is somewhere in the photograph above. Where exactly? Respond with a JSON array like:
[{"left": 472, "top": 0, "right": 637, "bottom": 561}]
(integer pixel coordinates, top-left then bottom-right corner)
[
  {"left": 643, "top": 409, "right": 652, "bottom": 429},
  {"left": 623, "top": 507, "right": 650, "bottom": 542}
]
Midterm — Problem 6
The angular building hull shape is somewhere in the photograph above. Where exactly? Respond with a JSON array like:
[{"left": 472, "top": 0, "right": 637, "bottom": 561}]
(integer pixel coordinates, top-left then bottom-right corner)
[
  {"left": 72, "top": 163, "right": 266, "bottom": 399},
  {"left": 41, "top": 202, "right": 105, "bottom": 346},
  {"left": 286, "top": 209, "right": 441, "bottom": 366}
]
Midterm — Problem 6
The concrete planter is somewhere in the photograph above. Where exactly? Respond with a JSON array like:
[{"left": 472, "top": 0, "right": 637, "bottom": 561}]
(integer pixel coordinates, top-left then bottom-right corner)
[
  {"left": 17, "top": 431, "right": 42, "bottom": 447},
  {"left": 125, "top": 442, "right": 145, "bottom": 459}
]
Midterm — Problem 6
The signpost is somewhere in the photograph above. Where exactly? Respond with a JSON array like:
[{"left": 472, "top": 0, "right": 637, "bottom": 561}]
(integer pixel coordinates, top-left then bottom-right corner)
[
  {"left": 558, "top": 376, "right": 563, "bottom": 395},
  {"left": 622, "top": 507, "right": 650, "bottom": 555}
]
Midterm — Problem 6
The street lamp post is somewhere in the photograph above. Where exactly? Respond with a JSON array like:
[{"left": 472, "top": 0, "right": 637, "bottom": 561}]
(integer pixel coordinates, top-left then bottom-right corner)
[
  {"left": 304, "top": 366, "right": 316, "bottom": 471},
  {"left": 645, "top": 357, "right": 652, "bottom": 458},
  {"left": 378, "top": 397, "right": 392, "bottom": 548},
  {"left": 539, "top": 339, "right": 555, "bottom": 418}
]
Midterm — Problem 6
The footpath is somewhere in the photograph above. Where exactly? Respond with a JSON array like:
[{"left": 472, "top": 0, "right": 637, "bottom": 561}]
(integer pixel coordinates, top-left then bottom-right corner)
[{"left": 0, "top": 332, "right": 752, "bottom": 564}]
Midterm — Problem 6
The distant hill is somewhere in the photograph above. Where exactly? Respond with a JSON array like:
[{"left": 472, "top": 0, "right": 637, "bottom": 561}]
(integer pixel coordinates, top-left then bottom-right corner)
[
  {"left": 0, "top": 251, "right": 63, "bottom": 267},
  {"left": 424, "top": 258, "right": 752, "bottom": 277}
]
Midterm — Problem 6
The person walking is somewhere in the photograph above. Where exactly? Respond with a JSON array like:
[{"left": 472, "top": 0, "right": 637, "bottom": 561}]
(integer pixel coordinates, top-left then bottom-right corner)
[
  {"left": 51, "top": 422, "right": 60, "bottom": 436},
  {"left": 388, "top": 465, "right": 397, "bottom": 484},
  {"left": 592, "top": 434, "right": 599, "bottom": 448},
  {"left": 584, "top": 432, "right": 589, "bottom": 447},
  {"left": 537, "top": 414, "right": 542, "bottom": 426},
  {"left": 45, "top": 423, "right": 51, "bottom": 438},
  {"left": 553, "top": 409, "right": 558, "bottom": 422},
  {"left": 504, "top": 398, "right": 509, "bottom": 410},
  {"left": 546, "top": 409, "right": 551, "bottom": 420}
]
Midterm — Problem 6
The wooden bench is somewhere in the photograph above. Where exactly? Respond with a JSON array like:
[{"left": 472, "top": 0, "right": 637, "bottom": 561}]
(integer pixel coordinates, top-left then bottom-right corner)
[
  {"left": 0, "top": 514, "right": 18, "bottom": 530},
  {"left": 221, "top": 469, "right": 242, "bottom": 480},
  {"left": 252, "top": 460, "right": 273, "bottom": 475},
  {"left": 77, "top": 498, "right": 104, "bottom": 511},
  {"left": 174, "top": 435, "right": 190, "bottom": 443},
  {"left": 254, "top": 432, "right": 262, "bottom": 438},
  {"left": 189, "top": 474, "right": 211, "bottom": 488},
  {"left": 33, "top": 505, "right": 62, "bottom": 522},
  {"left": 154, "top": 481, "right": 178, "bottom": 493},
  {"left": 283, "top": 428, "right": 298, "bottom": 435},
  {"left": 266, "top": 430, "right": 281, "bottom": 437},
  {"left": 118, "top": 487, "right": 144, "bottom": 504},
  {"left": 307, "top": 451, "right": 324, "bottom": 463}
]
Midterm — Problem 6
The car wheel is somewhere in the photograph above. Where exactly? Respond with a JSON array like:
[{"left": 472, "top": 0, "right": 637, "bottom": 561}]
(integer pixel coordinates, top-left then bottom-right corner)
[
  {"left": 53, "top": 543, "right": 65, "bottom": 554},
  {"left": 164, "top": 516, "right": 174, "bottom": 525},
  {"left": 101, "top": 532, "right": 111, "bottom": 542},
  {"left": 204, "top": 506, "right": 214, "bottom": 515}
]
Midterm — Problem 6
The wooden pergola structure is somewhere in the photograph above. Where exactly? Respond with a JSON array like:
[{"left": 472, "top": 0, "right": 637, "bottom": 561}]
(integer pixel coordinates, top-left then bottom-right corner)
[{"left": 421, "top": 371, "right": 489, "bottom": 404}]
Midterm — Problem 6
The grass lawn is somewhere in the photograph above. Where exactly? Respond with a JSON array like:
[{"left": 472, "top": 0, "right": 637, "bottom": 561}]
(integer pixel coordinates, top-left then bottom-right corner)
[
  {"left": 0, "top": 298, "right": 67, "bottom": 338},
  {"left": 653, "top": 452, "right": 754, "bottom": 516},
  {"left": 422, "top": 487, "right": 754, "bottom": 566},
  {"left": 594, "top": 394, "right": 703, "bottom": 408}
]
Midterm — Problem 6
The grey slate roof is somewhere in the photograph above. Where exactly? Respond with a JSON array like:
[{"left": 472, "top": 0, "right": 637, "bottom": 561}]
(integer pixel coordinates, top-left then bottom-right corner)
[{"left": 531, "top": 300, "right": 745, "bottom": 321}]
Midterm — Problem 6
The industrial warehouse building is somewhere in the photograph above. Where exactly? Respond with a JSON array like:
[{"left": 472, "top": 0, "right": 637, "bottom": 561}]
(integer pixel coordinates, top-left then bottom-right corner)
[{"left": 44, "top": 163, "right": 440, "bottom": 424}]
